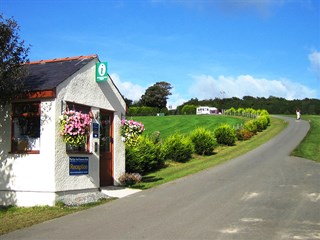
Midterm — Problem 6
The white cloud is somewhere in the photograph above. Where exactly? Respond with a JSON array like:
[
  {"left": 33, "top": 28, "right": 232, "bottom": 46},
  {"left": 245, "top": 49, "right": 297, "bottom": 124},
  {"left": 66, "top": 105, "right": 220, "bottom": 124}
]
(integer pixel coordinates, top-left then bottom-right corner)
[
  {"left": 308, "top": 50, "right": 320, "bottom": 79},
  {"left": 167, "top": 91, "right": 188, "bottom": 110},
  {"left": 109, "top": 73, "right": 145, "bottom": 101},
  {"left": 189, "top": 74, "right": 317, "bottom": 100}
]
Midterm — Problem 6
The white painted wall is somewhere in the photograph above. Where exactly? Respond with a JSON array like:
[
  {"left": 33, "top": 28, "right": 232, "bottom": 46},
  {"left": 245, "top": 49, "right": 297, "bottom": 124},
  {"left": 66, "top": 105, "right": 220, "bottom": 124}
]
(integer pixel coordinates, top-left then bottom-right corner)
[{"left": 0, "top": 100, "right": 56, "bottom": 206}]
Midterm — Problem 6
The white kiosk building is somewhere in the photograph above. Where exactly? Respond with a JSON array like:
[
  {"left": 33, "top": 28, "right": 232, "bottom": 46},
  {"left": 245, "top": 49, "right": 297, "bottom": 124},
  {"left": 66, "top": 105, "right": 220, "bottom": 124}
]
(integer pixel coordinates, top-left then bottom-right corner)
[{"left": 0, "top": 55, "right": 126, "bottom": 206}]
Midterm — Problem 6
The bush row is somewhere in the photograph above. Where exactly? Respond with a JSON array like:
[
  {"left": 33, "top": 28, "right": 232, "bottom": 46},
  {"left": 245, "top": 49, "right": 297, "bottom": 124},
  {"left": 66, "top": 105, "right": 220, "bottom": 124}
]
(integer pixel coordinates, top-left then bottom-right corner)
[
  {"left": 127, "top": 106, "right": 168, "bottom": 116},
  {"left": 125, "top": 108, "right": 271, "bottom": 176}
]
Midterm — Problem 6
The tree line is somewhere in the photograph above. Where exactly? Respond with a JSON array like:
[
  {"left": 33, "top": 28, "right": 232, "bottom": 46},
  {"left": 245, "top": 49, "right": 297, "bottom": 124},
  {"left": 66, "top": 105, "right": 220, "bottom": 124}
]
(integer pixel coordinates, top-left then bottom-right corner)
[
  {"left": 175, "top": 96, "right": 320, "bottom": 115},
  {"left": 127, "top": 89, "right": 320, "bottom": 116}
]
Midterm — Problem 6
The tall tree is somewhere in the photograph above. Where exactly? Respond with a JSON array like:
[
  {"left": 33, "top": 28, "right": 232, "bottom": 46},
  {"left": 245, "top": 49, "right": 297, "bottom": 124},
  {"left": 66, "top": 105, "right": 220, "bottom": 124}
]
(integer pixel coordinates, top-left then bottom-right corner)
[
  {"left": 140, "top": 81, "right": 172, "bottom": 109},
  {"left": 0, "top": 14, "right": 30, "bottom": 106}
]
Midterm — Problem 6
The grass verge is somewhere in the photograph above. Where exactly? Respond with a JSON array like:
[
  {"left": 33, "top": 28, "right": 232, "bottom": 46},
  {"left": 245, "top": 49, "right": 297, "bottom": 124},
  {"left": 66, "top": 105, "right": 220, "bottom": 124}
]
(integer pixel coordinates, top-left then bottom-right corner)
[
  {"left": 291, "top": 115, "right": 320, "bottom": 162},
  {"left": 133, "top": 116, "right": 288, "bottom": 189},
  {"left": 0, "top": 198, "right": 114, "bottom": 235}
]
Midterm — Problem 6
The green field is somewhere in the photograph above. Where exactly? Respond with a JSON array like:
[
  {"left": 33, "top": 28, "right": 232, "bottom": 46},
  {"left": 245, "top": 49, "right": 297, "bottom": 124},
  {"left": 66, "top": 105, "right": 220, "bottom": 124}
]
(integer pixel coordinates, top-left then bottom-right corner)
[
  {"left": 291, "top": 115, "right": 320, "bottom": 162},
  {"left": 131, "top": 115, "right": 245, "bottom": 139}
]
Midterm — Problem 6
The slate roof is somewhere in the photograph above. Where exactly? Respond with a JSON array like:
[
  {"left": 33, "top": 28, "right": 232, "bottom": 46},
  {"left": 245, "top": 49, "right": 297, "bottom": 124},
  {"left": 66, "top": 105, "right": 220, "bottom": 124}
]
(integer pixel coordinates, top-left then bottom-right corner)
[{"left": 22, "top": 55, "right": 97, "bottom": 91}]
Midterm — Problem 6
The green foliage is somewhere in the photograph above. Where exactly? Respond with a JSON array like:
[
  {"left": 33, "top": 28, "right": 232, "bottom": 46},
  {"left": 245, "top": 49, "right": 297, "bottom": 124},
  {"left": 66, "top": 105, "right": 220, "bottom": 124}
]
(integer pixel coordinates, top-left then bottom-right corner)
[
  {"left": 259, "top": 111, "right": 270, "bottom": 125},
  {"left": 0, "top": 14, "right": 30, "bottom": 106},
  {"left": 139, "top": 81, "right": 172, "bottom": 109},
  {"left": 253, "top": 118, "right": 264, "bottom": 132},
  {"left": 256, "top": 115, "right": 269, "bottom": 130},
  {"left": 180, "top": 97, "right": 320, "bottom": 115},
  {"left": 244, "top": 120, "right": 258, "bottom": 134},
  {"left": 127, "top": 106, "right": 159, "bottom": 116},
  {"left": 181, "top": 104, "right": 197, "bottom": 115},
  {"left": 150, "top": 131, "right": 161, "bottom": 144},
  {"left": 214, "top": 124, "right": 237, "bottom": 146},
  {"left": 225, "top": 107, "right": 236, "bottom": 115},
  {"left": 125, "top": 136, "right": 165, "bottom": 174},
  {"left": 162, "top": 133, "right": 194, "bottom": 162},
  {"left": 190, "top": 128, "right": 217, "bottom": 155},
  {"left": 236, "top": 128, "right": 255, "bottom": 140}
]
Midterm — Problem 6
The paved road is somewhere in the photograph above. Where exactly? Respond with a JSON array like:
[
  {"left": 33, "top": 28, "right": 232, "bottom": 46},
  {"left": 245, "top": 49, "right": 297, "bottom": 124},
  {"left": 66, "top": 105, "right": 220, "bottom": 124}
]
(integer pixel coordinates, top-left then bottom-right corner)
[{"left": 3, "top": 116, "right": 320, "bottom": 240}]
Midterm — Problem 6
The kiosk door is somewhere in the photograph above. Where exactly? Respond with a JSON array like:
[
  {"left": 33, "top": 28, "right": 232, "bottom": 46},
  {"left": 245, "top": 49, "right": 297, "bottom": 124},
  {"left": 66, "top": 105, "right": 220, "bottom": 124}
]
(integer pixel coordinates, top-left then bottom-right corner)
[{"left": 99, "top": 110, "right": 114, "bottom": 186}]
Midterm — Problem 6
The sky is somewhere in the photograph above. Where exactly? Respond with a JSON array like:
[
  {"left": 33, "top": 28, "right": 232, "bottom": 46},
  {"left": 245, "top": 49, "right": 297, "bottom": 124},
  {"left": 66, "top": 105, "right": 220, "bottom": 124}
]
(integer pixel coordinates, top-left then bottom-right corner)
[{"left": 1, "top": 0, "right": 320, "bottom": 108}]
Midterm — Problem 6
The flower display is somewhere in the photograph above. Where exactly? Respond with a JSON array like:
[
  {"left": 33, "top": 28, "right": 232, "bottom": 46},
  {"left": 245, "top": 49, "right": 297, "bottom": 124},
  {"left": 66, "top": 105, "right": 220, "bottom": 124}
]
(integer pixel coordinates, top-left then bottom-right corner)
[
  {"left": 120, "top": 119, "right": 145, "bottom": 146},
  {"left": 118, "top": 172, "right": 142, "bottom": 186},
  {"left": 59, "top": 110, "right": 92, "bottom": 146}
]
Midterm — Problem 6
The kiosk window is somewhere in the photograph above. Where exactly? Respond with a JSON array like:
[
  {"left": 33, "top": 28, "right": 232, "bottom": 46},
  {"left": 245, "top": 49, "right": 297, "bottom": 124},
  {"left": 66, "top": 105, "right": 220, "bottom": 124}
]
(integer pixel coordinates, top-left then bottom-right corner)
[{"left": 11, "top": 102, "right": 40, "bottom": 153}]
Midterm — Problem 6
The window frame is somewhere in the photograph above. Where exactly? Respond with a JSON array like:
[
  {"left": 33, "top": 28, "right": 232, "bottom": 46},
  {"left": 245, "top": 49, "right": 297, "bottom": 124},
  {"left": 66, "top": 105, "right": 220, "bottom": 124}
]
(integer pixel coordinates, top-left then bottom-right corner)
[{"left": 11, "top": 101, "right": 41, "bottom": 154}]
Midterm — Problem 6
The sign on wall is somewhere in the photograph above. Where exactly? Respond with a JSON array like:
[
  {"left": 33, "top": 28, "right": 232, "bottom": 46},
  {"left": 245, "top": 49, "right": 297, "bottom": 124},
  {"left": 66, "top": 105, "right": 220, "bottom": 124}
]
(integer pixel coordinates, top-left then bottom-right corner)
[
  {"left": 96, "top": 62, "right": 108, "bottom": 82},
  {"left": 93, "top": 123, "right": 99, "bottom": 138},
  {"left": 69, "top": 157, "right": 89, "bottom": 175}
]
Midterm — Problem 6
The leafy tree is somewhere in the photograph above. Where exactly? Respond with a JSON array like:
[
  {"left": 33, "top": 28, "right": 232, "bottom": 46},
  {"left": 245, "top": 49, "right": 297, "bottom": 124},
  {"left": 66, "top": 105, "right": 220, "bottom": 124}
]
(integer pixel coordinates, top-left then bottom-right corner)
[
  {"left": 0, "top": 14, "right": 30, "bottom": 106},
  {"left": 139, "top": 81, "right": 172, "bottom": 109},
  {"left": 181, "top": 104, "right": 197, "bottom": 115},
  {"left": 124, "top": 97, "right": 133, "bottom": 107}
]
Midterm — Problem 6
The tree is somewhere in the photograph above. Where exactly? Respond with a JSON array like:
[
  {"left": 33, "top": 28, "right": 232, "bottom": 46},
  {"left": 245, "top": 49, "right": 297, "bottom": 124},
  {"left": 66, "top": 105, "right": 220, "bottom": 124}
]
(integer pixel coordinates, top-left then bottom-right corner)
[
  {"left": 139, "top": 81, "right": 172, "bottom": 109},
  {"left": 124, "top": 97, "right": 133, "bottom": 107},
  {"left": 181, "top": 104, "right": 197, "bottom": 115},
  {"left": 0, "top": 14, "right": 30, "bottom": 106}
]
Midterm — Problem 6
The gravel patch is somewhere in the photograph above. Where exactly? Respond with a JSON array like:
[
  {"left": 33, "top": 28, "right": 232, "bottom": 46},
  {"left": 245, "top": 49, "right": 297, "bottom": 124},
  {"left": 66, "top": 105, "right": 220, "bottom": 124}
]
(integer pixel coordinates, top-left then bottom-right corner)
[{"left": 57, "top": 191, "right": 110, "bottom": 206}]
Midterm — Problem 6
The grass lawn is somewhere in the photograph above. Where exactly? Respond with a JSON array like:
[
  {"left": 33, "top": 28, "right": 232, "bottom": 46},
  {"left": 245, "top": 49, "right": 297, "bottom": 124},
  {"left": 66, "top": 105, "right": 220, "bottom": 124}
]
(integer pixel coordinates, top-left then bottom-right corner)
[
  {"left": 291, "top": 115, "right": 320, "bottom": 162},
  {"left": 131, "top": 115, "right": 245, "bottom": 139}
]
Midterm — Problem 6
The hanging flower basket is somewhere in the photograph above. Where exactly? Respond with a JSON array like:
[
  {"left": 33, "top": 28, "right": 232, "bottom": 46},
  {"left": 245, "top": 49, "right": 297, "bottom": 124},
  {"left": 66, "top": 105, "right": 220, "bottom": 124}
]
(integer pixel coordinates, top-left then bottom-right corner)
[
  {"left": 59, "top": 110, "right": 92, "bottom": 147},
  {"left": 120, "top": 119, "right": 144, "bottom": 146}
]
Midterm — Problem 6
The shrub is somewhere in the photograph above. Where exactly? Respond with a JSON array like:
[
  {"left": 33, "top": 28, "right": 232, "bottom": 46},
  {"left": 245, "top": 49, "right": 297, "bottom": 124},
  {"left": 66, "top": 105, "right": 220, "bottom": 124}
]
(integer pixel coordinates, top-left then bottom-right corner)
[
  {"left": 254, "top": 116, "right": 268, "bottom": 132},
  {"left": 125, "top": 136, "right": 164, "bottom": 174},
  {"left": 236, "top": 128, "right": 255, "bottom": 140},
  {"left": 127, "top": 106, "right": 159, "bottom": 116},
  {"left": 119, "top": 173, "right": 142, "bottom": 186},
  {"left": 190, "top": 128, "right": 217, "bottom": 155},
  {"left": 258, "top": 110, "right": 270, "bottom": 124},
  {"left": 244, "top": 120, "right": 258, "bottom": 134},
  {"left": 162, "top": 133, "right": 194, "bottom": 162},
  {"left": 181, "top": 104, "right": 197, "bottom": 115},
  {"left": 214, "top": 124, "right": 237, "bottom": 146},
  {"left": 258, "top": 115, "right": 269, "bottom": 129},
  {"left": 150, "top": 131, "right": 161, "bottom": 144},
  {"left": 254, "top": 118, "right": 264, "bottom": 132}
]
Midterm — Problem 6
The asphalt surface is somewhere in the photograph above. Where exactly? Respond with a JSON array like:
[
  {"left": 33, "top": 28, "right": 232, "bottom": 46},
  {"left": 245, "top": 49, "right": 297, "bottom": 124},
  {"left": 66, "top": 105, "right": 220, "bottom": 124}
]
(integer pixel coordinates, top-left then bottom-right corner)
[{"left": 2, "top": 116, "right": 320, "bottom": 240}]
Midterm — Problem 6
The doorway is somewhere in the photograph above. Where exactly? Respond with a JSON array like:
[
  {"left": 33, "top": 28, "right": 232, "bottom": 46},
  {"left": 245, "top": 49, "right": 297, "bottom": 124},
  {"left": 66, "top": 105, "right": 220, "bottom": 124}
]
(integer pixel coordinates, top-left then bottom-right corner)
[{"left": 99, "top": 109, "right": 114, "bottom": 186}]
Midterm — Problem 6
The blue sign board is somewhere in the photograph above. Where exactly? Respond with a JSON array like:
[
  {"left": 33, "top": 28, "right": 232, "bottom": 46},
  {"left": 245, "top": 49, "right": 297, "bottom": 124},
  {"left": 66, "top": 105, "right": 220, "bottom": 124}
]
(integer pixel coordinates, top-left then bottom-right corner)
[{"left": 69, "top": 157, "right": 89, "bottom": 175}]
